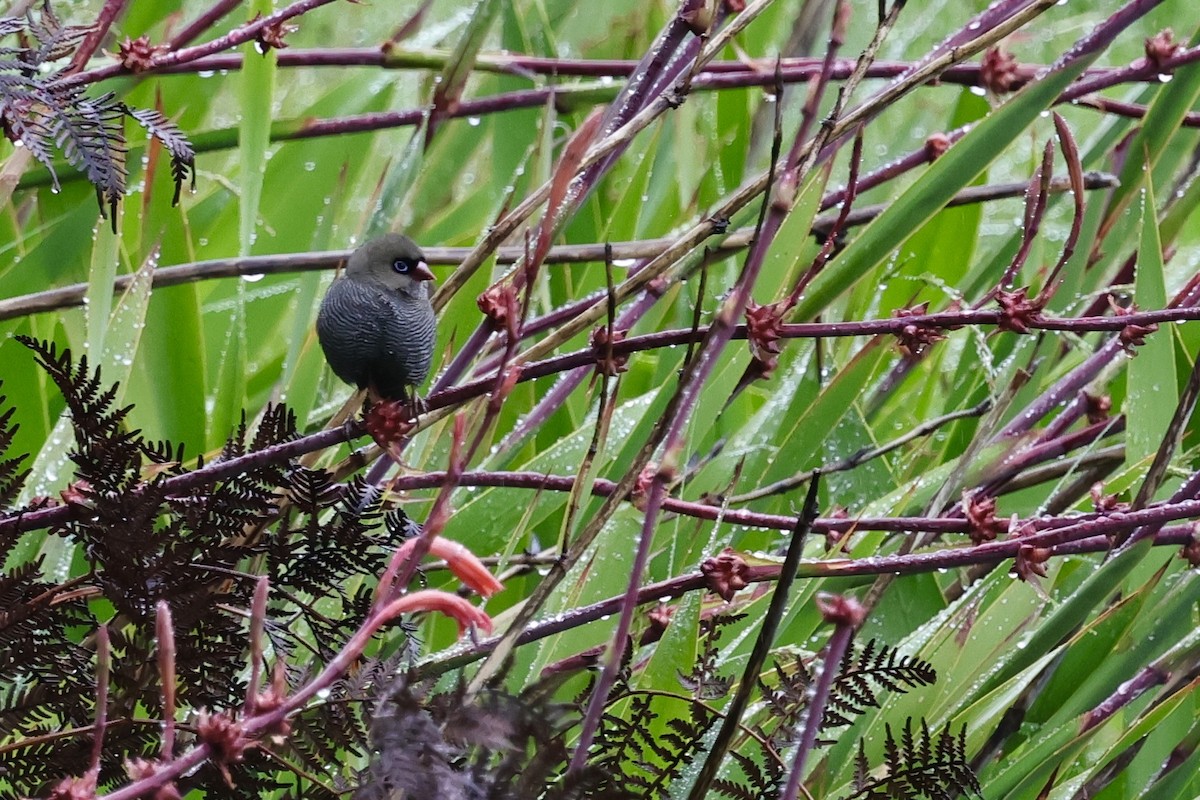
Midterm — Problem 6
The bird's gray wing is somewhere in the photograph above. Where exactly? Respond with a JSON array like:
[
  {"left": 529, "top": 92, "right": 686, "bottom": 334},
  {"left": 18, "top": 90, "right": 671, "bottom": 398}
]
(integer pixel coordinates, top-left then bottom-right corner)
[
  {"left": 317, "top": 278, "right": 390, "bottom": 390},
  {"left": 369, "top": 290, "right": 436, "bottom": 400}
]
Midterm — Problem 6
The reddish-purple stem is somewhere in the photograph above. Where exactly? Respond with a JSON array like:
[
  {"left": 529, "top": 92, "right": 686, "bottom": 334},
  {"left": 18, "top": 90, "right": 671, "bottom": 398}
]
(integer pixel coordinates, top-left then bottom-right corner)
[
  {"left": 419, "top": 523, "right": 1197, "bottom": 677},
  {"left": 571, "top": 42, "right": 790, "bottom": 766},
  {"left": 168, "top": 0, "right": 244, "bottom": 49},
  {"left": 7, "top": 306, "right": 1200, "bottom": 540},
  {"left": 1049, "top": 0, "right": 1167, "bottom": 72},
  {"left": 68, "top": 0, "right": 129, "bottom": 73},
  {"left": 1037, "top": 113, "right": 1086, "bottom": 304},
  {"left": 62, "top": 0, "right": 341, "bottom": 88},
  {"left": 1118, "top": 459, "right": 1200, "bottom": 552},
  {"left": 568, "top": 478, "right": 667, "bottom": 773},
  {"left": 991, "top": 138, "right": 1055, "bottom": 296},
  {"left": 782, "top": 616, "right": 855, "bottom": 800},
  {"left": 88, "top": 625, "right": 110, "bottom": 777},
  {"left": 1081, "top": 665, "right": 1169, "bottom": 732}
]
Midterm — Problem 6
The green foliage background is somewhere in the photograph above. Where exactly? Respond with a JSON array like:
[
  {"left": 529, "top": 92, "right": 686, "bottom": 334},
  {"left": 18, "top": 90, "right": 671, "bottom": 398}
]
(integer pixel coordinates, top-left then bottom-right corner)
[{"left": 2, "top": 0, "right": 1200, "bottom": 796}]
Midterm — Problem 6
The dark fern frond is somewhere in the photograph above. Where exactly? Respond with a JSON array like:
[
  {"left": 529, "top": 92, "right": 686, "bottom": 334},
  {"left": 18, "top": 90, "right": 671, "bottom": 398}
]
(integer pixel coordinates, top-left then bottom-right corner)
[
  {"left": 172, "top": 468, "right": 277, "bottom": 560},
  {"left": 942, "top": 724, "right": 983, "bottom": 797},
  {"left": 853, "top": 740, "right": 871, "bottom": 793},
  {"left": 140, "top": 437, "right": 188, "bottom": 475},
  {"left": 0, "top": 738, "right": 87, "bottom": 792},
  {"left": 284, "top": 466, "right": 341, "bottom": 514},
  {"left": 757, "top": 639, "right": 937, "bottom": 743},
  {"left": 15, "top": 336, "right": 132, "bottom": 448},
  {"left": 712, "top": 778, "right": 759, "bottom": 800},
  {"left": 580, "top": 691, "right": 714, "bottom": 798},
  {"left": 47, "top": 88, "right": 127, "bottom": 227},
  {"left": 845, "top": 638, "right": 937, "bottom": 693},
  {"left": 712, "top": 750, "right": 783, "bottom": 800},
  {"left": 126, "top": 106, "right": 196, "bottom": 204},
  {"left": 16, "top": 336, "right": 145, "bottom": 503},
  {"left": 849, "top": 719, "right": 981, "bottom": 800},
  {"left": 270, "top": 472, "right": 402, "bottom": 614},
  {"left": 354, "top": 675, "right": 483, "bottom": 800},
  {"left": 271, "top": 514, "right": 365, "bottom": 600},
  {"left": 383, "top": 503, "right": 421, "bottom": 540},
  {"left": 345, "top": 648, "right": 409, "bottom": 700},
  {"left": 0, "top": 71, "right": 40, "bottom": 87},
  {"left": 264, "top": 470, "right": 405, "bottom": 664},
  {"left": 30, "top": 22, "right": 91, "bottom": 66},
  {"left": 291, "top": 694, "right": 367, "bottom": 776},
  {"left": 222, "top": 412, "right": 250, "bottom": 460},
  {"left": 0, "top": 15, "right": 27, "bottom": 38},
  {"left": 0, "top": 95, "right": 61, "bottom": 187},
  {"left": 0, "top": 5, "right": 194, "bottom": 224},
  {"left": 170, "top": 611, "right": 252, "bottom": 710},
  {"left": 6, "top": 330, "right": 425, "bottom": 794},
  {"left": 254, "top": 403, "right": 299, "bottom": 450},
  {"left": 283, "top": 728, "right": 343, "bottom": 793},
  {"left": 0, "top": 559, "right": 95, "bottom": 739},
  {"left": 648, "top": 701, "right": 716, "bottom": 795},
  {"left": 828, "top": 640, "right": 936, "bottom": 728},
  {"left": 586, "top": 694, "right": 661, "bottom": 794},
  {"left": 0, "top": 394, "right": 30, "bottom": 508},
  {"left": 756, "top": 652, "right": 811, "bottom": 749},
  {"left": 679, "top": 610, "right": 743, "bottom": 699},
  {"left": 24, "top": 1, "right": 93, "bottom": 66}
]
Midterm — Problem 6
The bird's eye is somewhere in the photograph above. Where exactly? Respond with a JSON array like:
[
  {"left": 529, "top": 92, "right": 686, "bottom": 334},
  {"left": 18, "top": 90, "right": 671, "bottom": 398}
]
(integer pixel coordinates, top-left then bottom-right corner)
[{"left": 392, "top": 259, "right": 412, "bottom": 274}]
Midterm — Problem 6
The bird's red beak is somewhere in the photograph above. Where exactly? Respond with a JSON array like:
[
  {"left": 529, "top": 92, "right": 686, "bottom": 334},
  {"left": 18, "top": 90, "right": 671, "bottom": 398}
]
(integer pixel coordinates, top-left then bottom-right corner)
[{"left": 413, "top": 260, "right": 435, "bottom": 282}]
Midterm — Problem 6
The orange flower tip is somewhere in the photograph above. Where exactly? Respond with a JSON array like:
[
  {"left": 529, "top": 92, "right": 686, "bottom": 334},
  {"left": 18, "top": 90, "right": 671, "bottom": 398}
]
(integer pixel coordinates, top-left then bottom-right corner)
[
  {"left": 385, "top": 589, "right": 494, "bottom": 637},
  {"left": 427, "top": 536, "right": 505, "bottom": 597}
]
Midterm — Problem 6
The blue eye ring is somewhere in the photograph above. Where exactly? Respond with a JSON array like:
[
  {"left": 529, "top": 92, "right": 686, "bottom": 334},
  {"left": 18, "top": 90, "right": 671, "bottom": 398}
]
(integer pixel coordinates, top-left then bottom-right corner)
[{"left": 392, "top": 259, "right": 412, "bottom": 274}]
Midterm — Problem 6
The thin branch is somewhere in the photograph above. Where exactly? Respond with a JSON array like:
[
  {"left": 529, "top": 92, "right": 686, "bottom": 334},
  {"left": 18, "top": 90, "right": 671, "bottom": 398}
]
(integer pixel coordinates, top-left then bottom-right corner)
[
  {"left": 62, "top": 0, "right": 343, "bottom": 88},
  {"left": 167, "top": 0, "right": 244, "bottom": 49},
  {"left": 688, "top": 477, "right": 821, "bottom": 800},
  {"left": 730, "top": 399, "right": 994, "bottom": 503}
]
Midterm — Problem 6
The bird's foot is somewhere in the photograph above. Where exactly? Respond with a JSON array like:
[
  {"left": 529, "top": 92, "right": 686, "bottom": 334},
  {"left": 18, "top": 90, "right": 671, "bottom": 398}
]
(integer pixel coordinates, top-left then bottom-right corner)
[{"left": 408, "top": 391, "right": 428, "bottom": 417}]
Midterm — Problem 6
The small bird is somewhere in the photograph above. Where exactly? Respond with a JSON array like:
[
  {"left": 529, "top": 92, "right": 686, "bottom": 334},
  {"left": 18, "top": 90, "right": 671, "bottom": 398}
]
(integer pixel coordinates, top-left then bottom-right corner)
[{"left": 317, "top": 234, "right": 437, "bottom": 405}]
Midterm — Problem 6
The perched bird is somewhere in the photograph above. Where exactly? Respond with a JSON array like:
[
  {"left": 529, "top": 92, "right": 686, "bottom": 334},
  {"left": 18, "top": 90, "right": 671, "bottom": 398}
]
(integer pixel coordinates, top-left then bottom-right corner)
[{"left": 317, "top": 234, "right": 437, "bottom": 405}]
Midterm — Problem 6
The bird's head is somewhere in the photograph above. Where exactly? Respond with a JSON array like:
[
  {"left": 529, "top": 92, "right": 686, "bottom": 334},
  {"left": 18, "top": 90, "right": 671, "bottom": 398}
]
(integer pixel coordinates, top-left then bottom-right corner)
[{"left": 345, "top": 233, "right": 435, "bottom": 293}]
